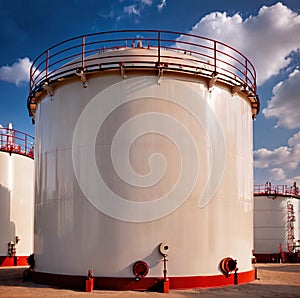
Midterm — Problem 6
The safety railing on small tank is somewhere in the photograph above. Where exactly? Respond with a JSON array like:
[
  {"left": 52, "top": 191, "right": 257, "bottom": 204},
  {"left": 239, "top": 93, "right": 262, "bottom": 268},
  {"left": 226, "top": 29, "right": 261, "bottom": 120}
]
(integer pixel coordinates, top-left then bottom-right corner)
[
  {"left": 254, "top": 184, "right": 299, "bottom": 198},
  {"left": 28, "top": 30, "right": 259, "bottom": 117},
  {"left": 0, "top": 128, "right": 34, "bottom": 159}
]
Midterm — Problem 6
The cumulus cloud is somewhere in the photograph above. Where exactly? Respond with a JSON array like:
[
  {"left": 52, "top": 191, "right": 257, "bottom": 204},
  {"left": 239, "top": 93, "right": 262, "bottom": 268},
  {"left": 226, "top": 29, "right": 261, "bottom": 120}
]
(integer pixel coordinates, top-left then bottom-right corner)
[
  {"left": 157, "top": 0, "right": 166, "bottom": 12},
  {"left": 254, "top": 130, "right": 300, "bottom": 182},
  {"left": 254, "top": 146, "right": 298, "bottom": 170},
  {"left": 285, "top": 176, "right": 300, "bottom": 186},
  {"left": 0, "top": 57, "right": 32, "bottom": 86},
  {"left": 254, "top": 131, "right": 300, "bottom": 170},
  {"left": 178, "top": 2, "right": 300, "bottom": 85},
  {"left": 263, "top": 69, "right": 300, "bottom": 129},
  {"left": 288, "top": 131, "right": 300, "bottom": 146},
  {"left": 269, "top": 168, "right": 286, "bottom": 181}
]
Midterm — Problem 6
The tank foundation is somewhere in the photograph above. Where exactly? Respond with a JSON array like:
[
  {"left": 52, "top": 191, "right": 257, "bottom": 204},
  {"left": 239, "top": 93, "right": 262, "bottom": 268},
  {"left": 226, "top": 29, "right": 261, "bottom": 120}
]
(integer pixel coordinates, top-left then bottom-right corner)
[
  {"left": 31, "top": 270, "right": 255, "bottom": 291},
  {"left": 0, "top": 256, "right": 28, "bottom": 267}
]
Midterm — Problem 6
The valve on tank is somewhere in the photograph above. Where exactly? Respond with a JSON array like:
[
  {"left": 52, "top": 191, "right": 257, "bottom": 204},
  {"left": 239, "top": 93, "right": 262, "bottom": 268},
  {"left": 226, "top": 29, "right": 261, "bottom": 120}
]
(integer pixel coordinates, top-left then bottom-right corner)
[
  {"left": 132, "top": 260, "right": 149, "bottom": 280},
  {"left": 159, "top": 242, "right": 171, "bottom": 293},
  {"left": 159, "top": 242, "right": 171, "bottom": 280},
  {"left": 220, "top": 257, "right": 237, "bottom": 275},
  {"left": 85, "top": 269, "right": 94, "bottom": 292},
  {"left": 8, "top": 242, "right": 16, "bottom": 258}
]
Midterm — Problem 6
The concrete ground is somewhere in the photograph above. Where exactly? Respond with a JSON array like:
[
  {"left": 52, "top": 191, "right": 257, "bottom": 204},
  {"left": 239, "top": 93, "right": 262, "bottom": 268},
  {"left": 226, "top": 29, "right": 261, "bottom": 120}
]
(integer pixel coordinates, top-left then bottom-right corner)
[{"left": 0, "top": 263, "right": 299, "bottom": 297}]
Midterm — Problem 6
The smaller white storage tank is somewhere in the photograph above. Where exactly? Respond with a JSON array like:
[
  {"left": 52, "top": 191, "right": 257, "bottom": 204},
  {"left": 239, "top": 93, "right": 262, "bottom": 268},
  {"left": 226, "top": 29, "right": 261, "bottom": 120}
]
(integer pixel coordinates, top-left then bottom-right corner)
[
  {"left": 0, "top": 124, "right": 34, "bottom": 266},
  {"left": 254, "top": 183, "right": 300, "bottom": 262}
]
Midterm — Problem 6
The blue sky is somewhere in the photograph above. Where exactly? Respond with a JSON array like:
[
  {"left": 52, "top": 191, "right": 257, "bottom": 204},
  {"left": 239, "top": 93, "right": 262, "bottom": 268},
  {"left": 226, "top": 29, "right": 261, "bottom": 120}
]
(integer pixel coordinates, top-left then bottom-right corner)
[{"left": 0, "top": 0, "right": 299, "bottom": 186}]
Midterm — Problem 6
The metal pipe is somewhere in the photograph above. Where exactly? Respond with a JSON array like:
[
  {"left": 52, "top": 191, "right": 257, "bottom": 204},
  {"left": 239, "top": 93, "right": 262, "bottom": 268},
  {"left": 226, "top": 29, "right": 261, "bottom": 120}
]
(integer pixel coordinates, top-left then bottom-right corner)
[
  {"left": 163, "top": 255, "right": 168, "bottom": 280},
  {"left": 158, "top": 31, "right": 161, "bottom": 65},
  {"left": 81, "top": 36, "right": 85, "bottom": 70},
  {"left": 245, "top": 59, "right": 248, "bottom": 89},
  {"left": 46, "top": 50, "right": 49, "bottom": 80},
  {"left": 213, "top": 40, "right": 217, "bottom": 73}
]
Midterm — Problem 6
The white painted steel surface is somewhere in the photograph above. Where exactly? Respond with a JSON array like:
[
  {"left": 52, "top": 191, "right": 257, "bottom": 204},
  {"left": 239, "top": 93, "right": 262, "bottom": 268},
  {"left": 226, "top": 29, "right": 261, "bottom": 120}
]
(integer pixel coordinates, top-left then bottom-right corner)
[
  {"left": 34, "top": 48, "right": 254, "bottom": 277},
  {"left": 0, "top": 151, "right": 34, "bottom": 257},
  {"left": 254, "top": 195, "right": 299, "bottom": 253}
]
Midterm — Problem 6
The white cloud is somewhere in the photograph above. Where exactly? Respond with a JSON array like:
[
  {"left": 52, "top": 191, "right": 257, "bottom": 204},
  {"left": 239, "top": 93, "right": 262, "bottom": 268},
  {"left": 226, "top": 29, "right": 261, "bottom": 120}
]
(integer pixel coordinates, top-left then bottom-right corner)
[
  {"left": 157, "top": 0, "right": 166, "bottom": 12},
  {"left": 254, "top": 130, "right": 300, "bottom": 184},
  {"left": 269, "top": 168, "right": 286, "bottom": 181},
  {"left": 98, "top": 10, "right": 115, "bottom": 19},
  {"left": 119, "top": 0, "right": 163, "bottom": 21},
  {"left": 178, "top": 2, "right": 300, "bottom": 85},
  {"left": 288, "top": 131, "right": 300, "bottom": 147},
  {"left": 254, "top": 130, "right": 300, "bottom": 171},
  {"left": 254, "top": 146, "right": 298, "bottom": 170},
  {"left": 124, "top": 5, "right": 140, "bottom": 16},
  {"left": 0, "top": 57, "right": 32, "bottom": 86},
  {"left": 263, "top": 69, "right": 300, "bottom": 129},
  {"left": 285, "top": 176, "right": 300, "bottom": 186},
  {"left": 141, "top": 0, "right": 153, "bottom": 5}
]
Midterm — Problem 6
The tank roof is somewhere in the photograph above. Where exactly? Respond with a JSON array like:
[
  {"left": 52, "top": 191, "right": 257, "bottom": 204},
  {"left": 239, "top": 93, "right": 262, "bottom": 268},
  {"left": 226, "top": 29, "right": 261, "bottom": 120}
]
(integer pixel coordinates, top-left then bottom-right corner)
[{"left": 27, "top": 30, "right": 260, "bottom": 120}]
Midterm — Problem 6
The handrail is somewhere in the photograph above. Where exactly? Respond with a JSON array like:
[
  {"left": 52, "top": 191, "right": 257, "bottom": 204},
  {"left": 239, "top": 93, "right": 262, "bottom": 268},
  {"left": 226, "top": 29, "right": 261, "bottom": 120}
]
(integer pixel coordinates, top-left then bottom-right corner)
[
  {"left": 254, "top": 184, "right": 300, "bottom": 199},
  {"left": 28, "top": 30, "right": 259, "bottom": 118},
  {"left": 0, "top": 128, "right": 34, "bottom": 159}
]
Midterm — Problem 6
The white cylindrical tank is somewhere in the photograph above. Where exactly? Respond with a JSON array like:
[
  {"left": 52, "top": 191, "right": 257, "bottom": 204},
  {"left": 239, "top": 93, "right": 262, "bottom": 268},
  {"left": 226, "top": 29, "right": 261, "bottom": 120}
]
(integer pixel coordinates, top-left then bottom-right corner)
[
  {"left": 0, "top": 125, "right": 34, "bottom": 266},
  {"left": 254, "top": 184, "right": 300, "bottom": 262},
  {"left": 29, "top": 30, "right": 259, "bottom": 290}
]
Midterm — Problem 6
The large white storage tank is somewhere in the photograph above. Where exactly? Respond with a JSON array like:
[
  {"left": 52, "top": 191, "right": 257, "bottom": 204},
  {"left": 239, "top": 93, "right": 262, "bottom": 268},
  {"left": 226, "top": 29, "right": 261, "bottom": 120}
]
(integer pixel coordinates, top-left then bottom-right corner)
[
  {"left": 254, "top": 183, "right": 300, "bottom": 262},
  {"left": 0, "top": 124, "right": 34, "bottom": 266},
  {"left": 28, "top": 30, "right": 260, "bottom": 290}
]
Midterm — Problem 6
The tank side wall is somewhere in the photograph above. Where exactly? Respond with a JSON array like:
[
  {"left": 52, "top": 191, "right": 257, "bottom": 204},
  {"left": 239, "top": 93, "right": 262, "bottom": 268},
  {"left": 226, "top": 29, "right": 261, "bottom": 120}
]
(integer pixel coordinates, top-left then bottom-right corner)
[{"left": 34, "top": 74, "right": 254, "bottom": 277}]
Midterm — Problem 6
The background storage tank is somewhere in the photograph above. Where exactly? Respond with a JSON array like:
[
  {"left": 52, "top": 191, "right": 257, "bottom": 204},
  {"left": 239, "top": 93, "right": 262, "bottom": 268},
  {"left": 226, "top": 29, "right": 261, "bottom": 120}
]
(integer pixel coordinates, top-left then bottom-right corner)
[
  {"left": 28, "top": 30, "right": 260, "bottom": 290},
  {"left": 0, "top": 124, "right": 34, "bottom": 266},
  {"left": 254, "top": 183, "right": 300, "bottom": 262}
]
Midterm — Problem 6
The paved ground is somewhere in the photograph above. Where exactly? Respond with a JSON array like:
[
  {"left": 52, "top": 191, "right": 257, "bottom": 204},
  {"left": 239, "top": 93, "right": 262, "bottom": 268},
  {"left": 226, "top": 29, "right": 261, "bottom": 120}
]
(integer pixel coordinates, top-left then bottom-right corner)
[{"left": 0, "top": 264, "right": 299, "bottom": 297}]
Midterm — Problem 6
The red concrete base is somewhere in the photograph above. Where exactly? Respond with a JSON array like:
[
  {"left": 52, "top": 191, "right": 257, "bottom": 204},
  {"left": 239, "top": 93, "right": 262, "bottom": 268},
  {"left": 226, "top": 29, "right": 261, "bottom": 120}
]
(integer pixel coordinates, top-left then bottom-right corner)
[
  {"left": 163, "top": 278, "right": 170, "bottom": 293},
  {"left": 31, "top": 269, "right": 255, "bottom": 292},
  {"left": 0, "top": 256, "right": 28, "bottom": 267},
  {"left": 85, "top": 278, "right": 94, "bottom": 292}
]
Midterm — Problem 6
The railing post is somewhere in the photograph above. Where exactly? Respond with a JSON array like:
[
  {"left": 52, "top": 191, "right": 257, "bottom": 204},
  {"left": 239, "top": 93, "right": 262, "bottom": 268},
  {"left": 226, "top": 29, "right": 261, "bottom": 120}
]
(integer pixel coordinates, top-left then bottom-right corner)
[
  {"left": 25, "top": 134, "right": 27, "bottom": 155},
  {"left": 253, "top": 67, "right": 257, "bottom": 95},
  {"left": 245, "top": 59, "right": 248, "bottom": 89},
  {"left": 81, "top": 36, "right": 85, "bottom": 70},
  {"left": 46, "top": 50, "right": 49, "bottom": 81},
  {"left": 214, "top": 41, "right": 217, "bottom": 73},
  {"left": 158, "top": 31, "right": 161, "bottom": 65},
  {"left": 30, "top": 65, "right": 33, "bottom": 95}
]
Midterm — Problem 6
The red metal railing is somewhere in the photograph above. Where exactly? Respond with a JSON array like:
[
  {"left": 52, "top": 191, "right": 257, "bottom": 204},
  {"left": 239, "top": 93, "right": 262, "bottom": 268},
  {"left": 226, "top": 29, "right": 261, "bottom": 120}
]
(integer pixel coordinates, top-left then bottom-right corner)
[
  {"left": 28, "top": 30, "right": 259, "bottom": 117},
  {"left": 254, "top": 184, "right": 300, "bottom": 198},
  {"left": 0, "top": 128, "right": 34, "bottom": 159}
]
